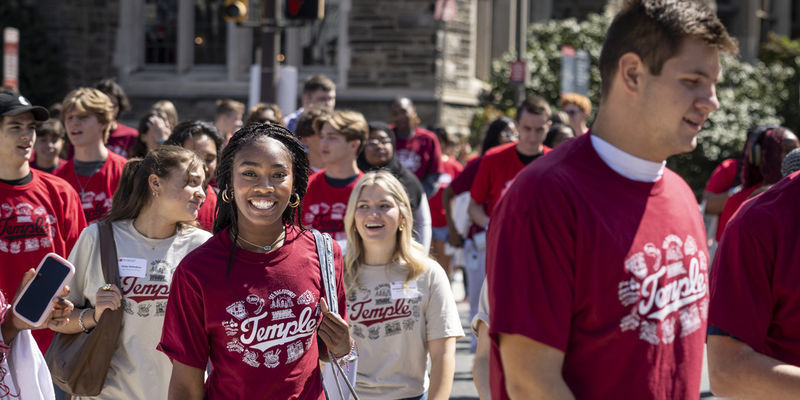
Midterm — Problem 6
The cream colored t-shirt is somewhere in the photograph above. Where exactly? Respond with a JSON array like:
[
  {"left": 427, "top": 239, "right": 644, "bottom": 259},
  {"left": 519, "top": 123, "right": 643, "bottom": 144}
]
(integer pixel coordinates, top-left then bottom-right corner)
[
  {"left": 66, "top": 220, "right": 212, "bottom": 400},
  {"left": 347, "top": 259, "right": 464, "bottom": 399}
]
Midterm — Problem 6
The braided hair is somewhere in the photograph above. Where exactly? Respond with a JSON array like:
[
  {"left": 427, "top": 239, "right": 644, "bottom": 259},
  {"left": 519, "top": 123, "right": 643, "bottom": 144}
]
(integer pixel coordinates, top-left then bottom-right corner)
[{"left": 214, "top": 122, "right": 309, "bottom": 275}]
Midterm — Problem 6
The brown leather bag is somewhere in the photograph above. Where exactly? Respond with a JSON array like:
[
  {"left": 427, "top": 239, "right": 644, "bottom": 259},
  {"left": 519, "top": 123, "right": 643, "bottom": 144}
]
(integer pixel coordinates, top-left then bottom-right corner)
[{"left": 45, "top": 220, "right": 124, "bottom": 396}]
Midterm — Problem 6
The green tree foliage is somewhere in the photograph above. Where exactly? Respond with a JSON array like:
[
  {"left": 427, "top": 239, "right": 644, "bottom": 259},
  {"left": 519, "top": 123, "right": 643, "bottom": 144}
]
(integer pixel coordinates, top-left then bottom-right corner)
[
  {"left": 0, "top": 1, "right": 68, "bottom": 108},
  {"left": 477, "top": 12, "right": 793, "bottom": 197}
]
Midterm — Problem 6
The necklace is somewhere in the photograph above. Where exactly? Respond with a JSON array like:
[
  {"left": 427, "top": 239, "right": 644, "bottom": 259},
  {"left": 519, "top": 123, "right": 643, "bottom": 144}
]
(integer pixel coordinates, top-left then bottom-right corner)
[
  {"left": 237, "top": 228, "right": 286, "bottom": 252},
  {"left": 73, "top": 168, "right": 95, "bottom": 199}
]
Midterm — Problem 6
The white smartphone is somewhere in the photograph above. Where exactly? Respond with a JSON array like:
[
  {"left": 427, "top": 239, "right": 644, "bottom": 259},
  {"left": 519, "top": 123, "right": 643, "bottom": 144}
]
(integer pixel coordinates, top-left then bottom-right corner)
[{"left": 12, "top": 253, "right": 75, "bottom": 327}]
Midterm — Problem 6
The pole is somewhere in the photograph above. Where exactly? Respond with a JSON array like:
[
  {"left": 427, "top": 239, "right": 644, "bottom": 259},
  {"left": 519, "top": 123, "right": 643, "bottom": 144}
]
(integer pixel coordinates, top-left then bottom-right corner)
[
  {"left": 260, "top": 0, "right": 280, "bottom": 103},
  {"left": 516, "top": 0, "right": 528, "bottom": 104}
]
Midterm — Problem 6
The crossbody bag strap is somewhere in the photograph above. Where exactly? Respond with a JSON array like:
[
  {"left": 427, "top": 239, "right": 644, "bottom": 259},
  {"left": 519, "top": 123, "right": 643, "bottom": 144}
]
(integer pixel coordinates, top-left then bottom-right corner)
[
  {"left": 312, "top": 229, "right": 337, "bottom": 314},
  {"left": 96, "top": 221, "right": 120, "bottom": 287}
]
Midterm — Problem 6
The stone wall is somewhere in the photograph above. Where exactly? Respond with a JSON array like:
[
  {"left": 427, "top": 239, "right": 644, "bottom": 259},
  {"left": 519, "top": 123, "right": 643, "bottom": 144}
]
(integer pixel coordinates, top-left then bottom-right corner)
[{"left": 37, "top": 0, "right": 120, "bottom": 92}]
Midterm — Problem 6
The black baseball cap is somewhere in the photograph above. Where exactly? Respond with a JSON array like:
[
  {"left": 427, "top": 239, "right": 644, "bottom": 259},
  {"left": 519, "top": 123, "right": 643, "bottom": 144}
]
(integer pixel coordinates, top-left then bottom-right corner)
[{"left": 0, "top": 92, "right": 49, "bottom": 121}]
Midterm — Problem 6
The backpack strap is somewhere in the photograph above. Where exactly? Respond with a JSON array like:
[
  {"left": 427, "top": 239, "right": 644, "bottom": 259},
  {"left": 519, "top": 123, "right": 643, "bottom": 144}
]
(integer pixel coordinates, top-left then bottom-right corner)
[
  {"left": 312, "top": 229, "right": 337, "bottom": 314},
  {"left": 96, "top": 221, "right": 120, "bottom": 287}
]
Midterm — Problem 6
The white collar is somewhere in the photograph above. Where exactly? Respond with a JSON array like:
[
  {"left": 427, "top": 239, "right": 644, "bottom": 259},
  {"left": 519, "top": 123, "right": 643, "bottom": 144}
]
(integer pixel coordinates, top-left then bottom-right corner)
[{"left": 590, "top": 135, "right": 665, "bottom": 182}]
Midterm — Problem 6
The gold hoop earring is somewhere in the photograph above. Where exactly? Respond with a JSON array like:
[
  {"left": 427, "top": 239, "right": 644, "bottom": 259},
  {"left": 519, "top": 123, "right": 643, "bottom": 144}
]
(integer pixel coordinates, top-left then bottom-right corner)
[
  {"left": 221, "top": 188, "right": 233, "bottom": 203},
  {"left": 288, "top": 193, "right": 300, "bottom": 208}
]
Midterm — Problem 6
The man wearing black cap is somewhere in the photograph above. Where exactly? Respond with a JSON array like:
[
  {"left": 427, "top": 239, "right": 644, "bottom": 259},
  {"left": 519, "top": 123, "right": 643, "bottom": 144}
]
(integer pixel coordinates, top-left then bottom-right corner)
[{"left": 0, "top": 92, "right": 87, "bottom": 353}]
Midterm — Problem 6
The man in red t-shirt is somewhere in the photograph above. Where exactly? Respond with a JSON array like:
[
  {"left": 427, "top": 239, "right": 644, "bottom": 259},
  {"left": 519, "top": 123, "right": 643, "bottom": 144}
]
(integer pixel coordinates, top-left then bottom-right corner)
[
  {"left": 55, "top": 88, "right": 127, "bottom": 223},
  {"left": 95, "top": 78, "right": 138, "bottom": 158},
  {"left": 390, "top": 97, "right": 442, "bottom": 196},
  {"left": 0, "top": 92, "right": 87, "bottom": 353},
  {"left": 302, "top": 110, "right": 367, "bottom": 244},
  {"left": 707, "top": 171, "right": 800, "bottom": 398},
  {"left": 485, "top": 1, "right": 738, "bottom": 398}
]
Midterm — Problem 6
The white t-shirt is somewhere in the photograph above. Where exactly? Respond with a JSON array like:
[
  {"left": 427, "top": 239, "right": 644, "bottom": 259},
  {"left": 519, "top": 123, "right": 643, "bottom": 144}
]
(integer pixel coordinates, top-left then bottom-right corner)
[
  {"left": 66, "top": 220, "right": 212, "bottom": 400},
  {"left": 347, "top": 259, "right": 464, "bottom": 400},
  {"left": 470, "top": 279, "right": 489, "bottom": 336}
]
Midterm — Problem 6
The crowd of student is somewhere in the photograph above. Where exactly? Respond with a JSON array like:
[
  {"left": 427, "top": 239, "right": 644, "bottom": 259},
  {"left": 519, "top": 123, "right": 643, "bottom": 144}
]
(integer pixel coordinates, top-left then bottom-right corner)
[{"left": 4, "top": 0, "right": 800, "bottom": 399}]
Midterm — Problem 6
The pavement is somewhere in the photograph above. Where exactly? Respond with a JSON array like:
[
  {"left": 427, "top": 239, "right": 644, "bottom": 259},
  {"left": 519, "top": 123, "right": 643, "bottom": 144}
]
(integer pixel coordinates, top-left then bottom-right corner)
[{"left": 446, "top": 269, "right": 724, "bottom": 399}]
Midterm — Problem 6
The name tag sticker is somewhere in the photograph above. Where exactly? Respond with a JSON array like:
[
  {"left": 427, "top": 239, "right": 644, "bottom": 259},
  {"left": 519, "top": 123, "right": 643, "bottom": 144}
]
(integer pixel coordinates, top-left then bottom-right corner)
[
  {"left": 391, "top": 280, "right": 420, "bottom": 299},
  {"left": 118, "top": 257, "right": 147, "bottom": 278}
]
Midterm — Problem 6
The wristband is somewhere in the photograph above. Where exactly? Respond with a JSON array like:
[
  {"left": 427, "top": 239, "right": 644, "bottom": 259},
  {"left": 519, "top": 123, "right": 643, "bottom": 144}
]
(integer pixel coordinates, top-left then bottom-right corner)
[{"left": 78, "top": 308, "right": 94, "bottom": 334}]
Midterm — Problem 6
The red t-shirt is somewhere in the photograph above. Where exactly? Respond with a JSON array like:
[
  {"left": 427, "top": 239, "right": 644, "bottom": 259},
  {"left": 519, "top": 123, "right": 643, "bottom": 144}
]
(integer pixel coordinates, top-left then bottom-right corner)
[
  {"left": 471, "top": 142, "right": 551, "bottom": 217},
  {"left": 487, "top": 134, "right": 709, "bottom": 399},
  {"left": 54, "top": 151, "right": 127, "bottom": 223},
  {"left": 158, "top": 225, "right": 347, "bottom": 400},
  {"left": 709, "top": 171, "right": 800, "bottom": 365},
  {"left": 715, "top": 184, "right": 759, "bottom": 242},
  {"left": 429, "top": 157, "right": 463, "bottom": 228},
  {"left": 704, "top": 158, "right": 739, "bottom": 194},
  {"left": 0, "top": 170, "right": 87, "bottom": 352},
  {"left": 106, "top": 123, "right": 138, "bottom": 159},
  {"left": 197, "top": 185, "right": 218, "bottom": 232},
  {"left": 302, "top": 170, "right": 364, "bottom": 242},
  {"left": 394, "top": 127, "right": 442, "bottom": 181},
  {"left": 449, "top": 157, "right": 480, "bottom": 196}
]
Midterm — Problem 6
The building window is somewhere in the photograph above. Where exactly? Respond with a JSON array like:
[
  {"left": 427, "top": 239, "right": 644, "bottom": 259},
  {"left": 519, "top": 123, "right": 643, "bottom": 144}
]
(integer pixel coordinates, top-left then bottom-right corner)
[
  {"left": 194, "top": 0, "right": 227, "bottom": 65},
  {"left": 144, "top": 0, "right": 178, "bottom": 64}
]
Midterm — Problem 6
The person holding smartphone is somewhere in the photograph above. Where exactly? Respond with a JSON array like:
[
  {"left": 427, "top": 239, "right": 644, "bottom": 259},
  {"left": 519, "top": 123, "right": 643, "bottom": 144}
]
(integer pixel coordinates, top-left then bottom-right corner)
[
  {"left": 1, "top": 268, "right": 73, "bottom": 400},
  {"left": 159, "top": 123, "right": 353, "bottom": 399},
  {"left": 52, "top": 146, "right": 212, "bottom": 399}
]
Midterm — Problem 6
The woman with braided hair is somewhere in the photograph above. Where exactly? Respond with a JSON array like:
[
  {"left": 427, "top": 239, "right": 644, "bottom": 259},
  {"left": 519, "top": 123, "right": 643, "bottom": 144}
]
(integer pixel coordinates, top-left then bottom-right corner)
[{"left": 159, "top": 123, "right": 353, "bottom": 399}]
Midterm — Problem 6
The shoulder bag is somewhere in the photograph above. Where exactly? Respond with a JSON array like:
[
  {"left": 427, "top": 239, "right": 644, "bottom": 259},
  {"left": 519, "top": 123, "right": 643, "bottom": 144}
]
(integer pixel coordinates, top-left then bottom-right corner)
[{"left": 45, "top": 220, "right": 124, "bottom": 396}]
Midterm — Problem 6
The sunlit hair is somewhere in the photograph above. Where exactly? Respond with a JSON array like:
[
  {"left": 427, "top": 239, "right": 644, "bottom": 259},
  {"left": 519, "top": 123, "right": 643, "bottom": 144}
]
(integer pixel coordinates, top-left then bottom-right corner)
[
  {"left": 560, "top": 93, "right": 592, "bottom": 115},
  {"left": 313, "top": 110, "right": 368, "bottom": 151},
  {"left": 152, "top": 100, "right": 179, "bottom": 128},
  {"left": 106, "top": 145, "right": 203, "bottom": 229},
  {"left": 344, "top": 170, "right": 427, "bottom": 288},
  {"left": 61, "top": 87, "right": 115, "bottom": 141}
]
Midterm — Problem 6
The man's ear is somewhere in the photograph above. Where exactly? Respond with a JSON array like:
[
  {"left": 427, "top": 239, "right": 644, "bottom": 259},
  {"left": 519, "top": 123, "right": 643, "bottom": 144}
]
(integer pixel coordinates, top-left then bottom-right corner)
[{"left": 618, "top": 52, "right": 646, "bottom": 94}]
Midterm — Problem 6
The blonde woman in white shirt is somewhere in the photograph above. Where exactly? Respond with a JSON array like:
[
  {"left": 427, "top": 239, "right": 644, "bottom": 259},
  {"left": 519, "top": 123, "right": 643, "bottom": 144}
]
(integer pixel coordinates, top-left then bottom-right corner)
[
  {"left": 53, "top": 146, "right": 212, "bottom": 399},
  {"left": 343, "top": 170, "right": 464, "bottom": 400}
]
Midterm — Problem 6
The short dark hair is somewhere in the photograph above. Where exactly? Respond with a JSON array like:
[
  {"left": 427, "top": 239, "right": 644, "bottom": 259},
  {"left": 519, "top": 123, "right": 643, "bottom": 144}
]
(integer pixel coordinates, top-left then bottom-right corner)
[
  {"left": 165, "top": 120, "right": 224, "bottom": 158},
  {"left": 94, "top": 78, "right": 130, "bottom": 119},
  {"left": 295, "top": 107, "right": 330, "bottom": 138},
  {"left": 516, "top": 95, "right": 551, "bottom": 120},
  {"left": 37, "top": 118, "right": 66, "bottom": 140},
  {"left": 303, "top": 74, "right": 335, "bottom": 94},
  {"left": 599, "top": 0, "right": 738, "bottom": 97}
]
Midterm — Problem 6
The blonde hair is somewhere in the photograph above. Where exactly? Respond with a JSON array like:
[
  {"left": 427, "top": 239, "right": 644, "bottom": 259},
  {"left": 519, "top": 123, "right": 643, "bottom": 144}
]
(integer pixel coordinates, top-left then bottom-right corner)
[
  {"left": 560, "top": 92, "right": 592, "bottom": 115},
  {"left": 344, "top": 170, "right": 428, "bottom": 288},
  {"left": 61, "top": 87, "right": 114, "bottom": 141}
]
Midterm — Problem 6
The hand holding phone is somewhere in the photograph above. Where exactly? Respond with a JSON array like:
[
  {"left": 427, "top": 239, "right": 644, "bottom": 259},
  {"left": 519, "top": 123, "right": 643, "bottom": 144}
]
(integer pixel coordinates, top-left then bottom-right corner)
[{"left": 12, "top": 253, "right": 75, "bottom": 328}]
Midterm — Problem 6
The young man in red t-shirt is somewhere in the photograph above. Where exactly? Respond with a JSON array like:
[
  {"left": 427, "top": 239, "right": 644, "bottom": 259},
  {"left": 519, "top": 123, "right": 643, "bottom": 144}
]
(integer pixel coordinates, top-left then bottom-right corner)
[
  {"left": 390, "top": 97, "right": 442, "bottom": 196},
  {"left": 302, "top": 110, "right": 367, "bottom": 244},
  {"left": 707, "top": 171, "right": 800, "bottom": 398},
  {"left": 485, "top": 1, "right": 738, "bottom": 398},
  {"left": 0, "top": 92, "right": 87, "bottom": 353},
  {"left": 55, "top": 88, "right": 127, "bottom": 223}
]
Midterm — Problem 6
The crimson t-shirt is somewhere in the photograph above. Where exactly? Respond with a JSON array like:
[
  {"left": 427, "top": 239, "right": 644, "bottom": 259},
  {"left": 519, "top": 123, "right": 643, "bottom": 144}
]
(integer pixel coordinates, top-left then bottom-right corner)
[
  {"left": 704, "top": 158, "right": 739, "bottom": 194},
  {"left": 197, "top": 185, "right": 218, "bottom": 232},
  {"left": 54, "top": 151, "right": 127, "bottom": 223},
  {"left": 302, "top": 170, "right": 363, "bottom": 242},
  {"left": 158, "top": 225, "right": 347, "bottom": 400},
  {"left": 709, "top": 171, "right": 800, "bottom": 365},
  {"left": 429, "top": 157, "right": 463, "bottom": 227},
  {"left": 0, "top": 170, "right": 87, "bottom": 352},
  {"left": 394, "top": 127, "right": 442, "bottom": 181},
  {"left": 715, "top": 184, "right": 759, "bottom": 242},
  {"left": 487, "top": 134, "right": 709, "bottom": 399},
  {"left": 106, "top": 123, "right": 138, "bottom": 159},
  {"left": 471, "top": 142, "right": 551, "bottom": 217}
]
